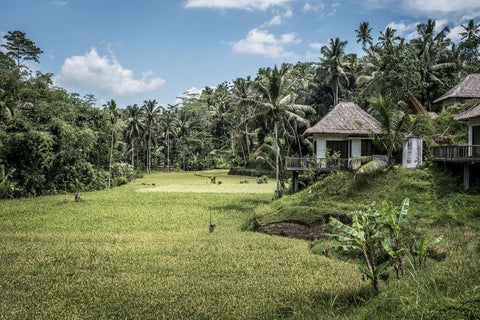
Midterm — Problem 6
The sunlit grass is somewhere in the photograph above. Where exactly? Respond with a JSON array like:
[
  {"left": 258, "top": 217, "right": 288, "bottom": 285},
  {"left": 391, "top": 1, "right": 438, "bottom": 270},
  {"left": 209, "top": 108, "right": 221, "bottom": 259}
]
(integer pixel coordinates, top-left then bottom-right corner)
[{"left": 0, "top": 170, "right": 369, "bottom": 319}]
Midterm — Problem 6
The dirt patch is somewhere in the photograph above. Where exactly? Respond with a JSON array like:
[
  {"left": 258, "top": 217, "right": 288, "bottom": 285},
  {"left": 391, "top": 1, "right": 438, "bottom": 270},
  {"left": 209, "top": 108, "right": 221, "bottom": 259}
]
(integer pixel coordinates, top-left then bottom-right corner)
[
  {"left": 259, "top": 220, "right": 333, "bottom": 241},
  {"left": 257, "top": 214, "right": 350, "bottom": 241}
]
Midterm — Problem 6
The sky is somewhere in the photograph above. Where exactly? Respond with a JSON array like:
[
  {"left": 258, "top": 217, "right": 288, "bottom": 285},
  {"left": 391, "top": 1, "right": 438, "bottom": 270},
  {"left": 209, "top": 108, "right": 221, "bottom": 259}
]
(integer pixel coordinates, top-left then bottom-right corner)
[{"left": 1, "top": 0, "right": 480, "bottom": 108}]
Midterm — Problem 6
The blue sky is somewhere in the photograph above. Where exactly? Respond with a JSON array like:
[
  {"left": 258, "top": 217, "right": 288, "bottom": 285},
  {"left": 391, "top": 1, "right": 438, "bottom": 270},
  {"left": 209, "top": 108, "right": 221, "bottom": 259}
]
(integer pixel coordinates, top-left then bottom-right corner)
[{"left": 1, "top": 0, "right": 480, "bottom": 108}]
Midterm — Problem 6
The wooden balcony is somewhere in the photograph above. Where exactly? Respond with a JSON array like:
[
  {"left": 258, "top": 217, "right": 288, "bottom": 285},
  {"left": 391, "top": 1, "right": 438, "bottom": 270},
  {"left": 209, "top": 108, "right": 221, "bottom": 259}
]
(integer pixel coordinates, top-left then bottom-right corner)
[
  {"left": 285, "top": 156, "right": 373, "bottom": 172},
  {"left": 431, "top": 145, "right": 480, "bottom": 163}
]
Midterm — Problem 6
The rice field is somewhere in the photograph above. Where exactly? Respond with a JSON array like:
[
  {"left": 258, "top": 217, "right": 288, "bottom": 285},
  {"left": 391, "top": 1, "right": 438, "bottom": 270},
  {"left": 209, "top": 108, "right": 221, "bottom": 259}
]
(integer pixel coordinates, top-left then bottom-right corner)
[{"left": 0, "top": 170, "right": 367, "bottom": 319}]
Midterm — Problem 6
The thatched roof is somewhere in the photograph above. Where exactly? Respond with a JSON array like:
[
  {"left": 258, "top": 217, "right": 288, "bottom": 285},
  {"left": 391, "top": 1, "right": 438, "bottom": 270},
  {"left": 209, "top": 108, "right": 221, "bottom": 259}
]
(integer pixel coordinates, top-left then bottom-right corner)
[
  {"left": 433, "top": 74, "right": 480, "bottom": 104},
  {"left": 454, "top": 101, "right": 480, "bottom": 120},
  {"left": 305, "top": 102, "right": 380, "bottom": 136}
]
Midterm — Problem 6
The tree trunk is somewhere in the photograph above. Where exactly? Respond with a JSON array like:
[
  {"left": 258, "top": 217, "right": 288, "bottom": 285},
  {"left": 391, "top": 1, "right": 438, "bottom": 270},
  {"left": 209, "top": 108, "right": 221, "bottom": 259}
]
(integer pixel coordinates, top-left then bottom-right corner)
[
  {"left": 166, "top": 134, "right": 170, "bottom": 172},
  {"left": 108, "top": 129, "right": 114, "bottom": 188},
  {"left": 147, "top": 133, "right": 151, "bottom": 173},
  {"left": 131, "top": 140, "right": 135, "bottom": 168},
  {"left": 275, "top": 122, "right": 280, "bottom": 198},
  {"left": 244, "top": 109, "right": 251, "bottom": 158}
]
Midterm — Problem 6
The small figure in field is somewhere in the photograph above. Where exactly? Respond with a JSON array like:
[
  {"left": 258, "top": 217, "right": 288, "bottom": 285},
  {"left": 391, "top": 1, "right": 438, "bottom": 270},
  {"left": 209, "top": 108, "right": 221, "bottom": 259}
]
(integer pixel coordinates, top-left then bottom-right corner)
[
  {"left": 210, "top": 176, "right": 216, "bottom": 184},
  {"left": 74, "top": 191, "right": 81, "bottom": 202},
  {"left": 209, "top": 211, "right": 216, "bottom": 233}
]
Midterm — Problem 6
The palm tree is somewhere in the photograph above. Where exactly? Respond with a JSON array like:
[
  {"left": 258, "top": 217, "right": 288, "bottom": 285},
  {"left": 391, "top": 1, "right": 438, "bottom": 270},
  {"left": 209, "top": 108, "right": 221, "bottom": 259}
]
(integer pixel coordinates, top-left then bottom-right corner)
[
  {"left": 104, "top": 99, "right": 120, "bottom": 188},
  {"left": 355, "top": 21, "right": 373, "bottom": 53},
  {"left": 320, "top": 37, "right": 350, "bottom": 106},
  {"left": 142, "top": 99, "right": 161, "bottom": 173},
  {"left": 160, "top": 105, "right": 180, "bottom": 171},
  {"left": 125, "top": 104, "right": 144, "bottom": 168},
  {"left": 232, "top": 77, "right": 255, "bottom": 162},
  {"left": 412, "top": 19, "right": 452, "bottom": 106},
  {"left": 460, "top": 19, "right": 480, "bottom": 41},
  {"left": 252, "top": 66, "right": 313, "bottom": 198},
  {"left": 378, "top": 27, "right": 401, "bottom": 48},
  {"left": 368, "top": 95, "right": 411, "bottom": 165}
]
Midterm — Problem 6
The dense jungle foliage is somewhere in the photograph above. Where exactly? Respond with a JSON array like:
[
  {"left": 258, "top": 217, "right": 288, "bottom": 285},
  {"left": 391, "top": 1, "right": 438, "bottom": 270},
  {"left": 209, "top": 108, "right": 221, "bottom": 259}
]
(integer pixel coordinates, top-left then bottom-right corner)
[{"left": 0, "top": 19, "right": 479, "bottom": 197}]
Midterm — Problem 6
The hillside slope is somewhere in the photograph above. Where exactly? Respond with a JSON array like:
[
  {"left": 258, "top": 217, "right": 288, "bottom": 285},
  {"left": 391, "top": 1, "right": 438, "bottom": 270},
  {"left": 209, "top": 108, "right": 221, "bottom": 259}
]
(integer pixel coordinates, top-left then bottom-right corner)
[{"left": 253, "top": 166, "right": 480, "bottom": 319}]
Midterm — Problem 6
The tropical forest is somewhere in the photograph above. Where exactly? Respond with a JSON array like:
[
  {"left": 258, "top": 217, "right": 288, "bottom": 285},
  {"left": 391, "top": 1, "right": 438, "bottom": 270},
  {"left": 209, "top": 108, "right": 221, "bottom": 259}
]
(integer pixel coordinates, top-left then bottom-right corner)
[{"left": 1, "top": 15, "right": 480, "bottom": 319}]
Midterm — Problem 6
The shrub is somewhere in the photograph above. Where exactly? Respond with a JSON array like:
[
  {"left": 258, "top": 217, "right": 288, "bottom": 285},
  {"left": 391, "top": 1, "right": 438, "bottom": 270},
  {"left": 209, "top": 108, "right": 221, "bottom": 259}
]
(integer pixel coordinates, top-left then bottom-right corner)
[{"left": 112, "top": 176, "right": 128, "bottom": 187}]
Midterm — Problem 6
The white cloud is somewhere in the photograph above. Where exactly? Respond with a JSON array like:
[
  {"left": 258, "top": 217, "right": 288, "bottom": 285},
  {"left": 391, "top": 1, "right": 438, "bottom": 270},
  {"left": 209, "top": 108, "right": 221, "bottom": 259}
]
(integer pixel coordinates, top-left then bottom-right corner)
[
  {"left": 461, "top": 11, "right": 480, "bottom": 22},
  {"left": 302, "top": 2, "right": 339, "bottom": 18},
  {"left": 53, "top": 0, "right": 67, "bottom": 6},
  {"left": 265, "top": 15, "right": 283, "bottom": 26},
  {"left": 262, "top": 7, "right": 293, "bottom": 26},
  {"left": 185, "top": 0, "right": 290, "bottom": 10},
  {"left": 231, "top": 28, "right": 300, "bottom": 59},
  {"left": 309, "top": 42, "right": 324, "bottom": 50},
  {"left": 448, "top": 25, "right": 465, "bottom": 43},
  {"left": 56, "top": 48, "right": 166, "bottom": 97},
  {"left": 402, "top": 0, "right": 480, "bottom": 15},
  {"left": 302, "top": 3, "right": 325, "bottom": 12}
]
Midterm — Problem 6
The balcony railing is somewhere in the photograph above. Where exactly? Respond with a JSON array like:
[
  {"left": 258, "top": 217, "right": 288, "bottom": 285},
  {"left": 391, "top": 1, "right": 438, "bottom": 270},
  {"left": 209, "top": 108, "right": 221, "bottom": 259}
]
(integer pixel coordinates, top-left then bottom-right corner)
[
  {"left": 285, "top": 156, "right": 374, "bottom": 172},
  {"left": 431, "top": 145, "right": 480, "bottom": 161}
]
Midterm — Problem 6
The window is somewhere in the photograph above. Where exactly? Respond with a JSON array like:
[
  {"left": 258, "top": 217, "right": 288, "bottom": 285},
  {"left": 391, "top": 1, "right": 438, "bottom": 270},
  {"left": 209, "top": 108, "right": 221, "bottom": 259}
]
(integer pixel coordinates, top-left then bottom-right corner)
[{"left": 326, "top": 141, "right": 348, "bottom": 158}]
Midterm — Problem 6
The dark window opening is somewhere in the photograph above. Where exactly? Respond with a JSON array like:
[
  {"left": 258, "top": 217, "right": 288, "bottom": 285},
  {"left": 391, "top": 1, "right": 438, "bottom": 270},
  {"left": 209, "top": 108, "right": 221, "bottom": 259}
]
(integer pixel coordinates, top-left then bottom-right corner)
[
  {"left": 473, "top": 126, "right": 480, "bottom": 145},
  {"left": 326, "top": 141, "right": 348, "bottom": 158}
]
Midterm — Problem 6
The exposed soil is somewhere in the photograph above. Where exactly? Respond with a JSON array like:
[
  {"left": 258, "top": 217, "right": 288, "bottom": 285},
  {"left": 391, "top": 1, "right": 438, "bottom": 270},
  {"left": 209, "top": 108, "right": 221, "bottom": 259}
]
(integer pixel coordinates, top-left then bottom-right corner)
[
  {"left": 259, "top": 220, "right": 333, "bottom": 241},
  {"left": 257, "top": 214, "right": 350, "bottom": 241}
]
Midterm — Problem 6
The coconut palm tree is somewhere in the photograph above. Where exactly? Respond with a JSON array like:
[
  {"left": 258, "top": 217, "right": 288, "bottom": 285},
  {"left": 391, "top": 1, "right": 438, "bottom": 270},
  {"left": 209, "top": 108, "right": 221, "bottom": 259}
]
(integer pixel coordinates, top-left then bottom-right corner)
[
  {"left": 378, "top": 27, "right": 401, "bottom": 48},
  {"left": 125, "top": 104, "right": 144, "bottom": 169},
  {"left": 411, "top": 19, "right": 452, "bottom": 106},
  {"left": 368, "top": 95, "right": 412, "bottom": 165},
  {"left": 104, "top": 99, "right": 120, "bottom": 187},
  {"left": 320, "top": 37, "right": 350, "bottom": 106},
  {"left": 160, "top": 105, "right": 180, "bottom": 171},
  {"left": 142, "top": 99, "right": 161, "bottom": 173},
  {"left": 231, "top": 77, "right": 255, "bottom": 161},
  {"left": 252, "top": 65, "right": 313, "bottom": 198},
  {"left": 460, "top": 19, "right": 480, "bottom": 41},
  {"left": 355, "top": 21, "right": 373, "bottom": 53}
]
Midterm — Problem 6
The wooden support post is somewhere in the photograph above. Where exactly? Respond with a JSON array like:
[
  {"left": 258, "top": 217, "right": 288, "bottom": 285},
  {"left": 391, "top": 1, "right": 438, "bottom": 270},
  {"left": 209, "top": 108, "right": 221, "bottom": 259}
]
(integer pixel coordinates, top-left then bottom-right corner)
[
  {"left": 293, "top": 171, "right": 299, "bottom": 192},
  {"left": 464, "top": 164, "right": 470, "bottom": 190}
]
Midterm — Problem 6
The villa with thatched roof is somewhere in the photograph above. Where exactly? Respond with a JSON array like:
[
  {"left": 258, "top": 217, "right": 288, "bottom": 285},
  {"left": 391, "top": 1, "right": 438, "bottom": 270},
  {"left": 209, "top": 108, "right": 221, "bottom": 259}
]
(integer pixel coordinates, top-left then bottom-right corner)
[
  {"left": 284, "top": 102, "right": 385, "bottom": 178},
  {"left": 304, "top": 101, "right": 381, "bottom": 160},
  {"left": 433, "top": 74, "right": 480, "bottom": 108},
  {"left": 431, "top": 78, "right": 480, "bottom": 190}
]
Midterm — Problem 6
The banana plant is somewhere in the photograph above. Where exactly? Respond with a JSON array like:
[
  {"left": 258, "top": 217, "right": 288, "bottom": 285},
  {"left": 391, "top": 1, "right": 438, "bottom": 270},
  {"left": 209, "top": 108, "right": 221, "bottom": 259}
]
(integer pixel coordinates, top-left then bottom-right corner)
[
  {"left": 411, "top": 235, "right": 443, "bottom": 269},
  {"left": 381, "top": 198, "right": 409, "bottom": 278},
  {"left": 329, "top": 198, "right": 410, "bottom": 291}
]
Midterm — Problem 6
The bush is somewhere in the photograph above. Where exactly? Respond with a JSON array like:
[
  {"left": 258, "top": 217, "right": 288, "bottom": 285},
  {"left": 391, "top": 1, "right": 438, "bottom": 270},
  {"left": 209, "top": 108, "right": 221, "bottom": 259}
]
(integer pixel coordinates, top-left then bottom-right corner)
[
  {"left": 112, "top": 176, "right": 128, "bottom": 187},
  {"left": 112, "top": 162, "right": 134, "bottom": 182}
]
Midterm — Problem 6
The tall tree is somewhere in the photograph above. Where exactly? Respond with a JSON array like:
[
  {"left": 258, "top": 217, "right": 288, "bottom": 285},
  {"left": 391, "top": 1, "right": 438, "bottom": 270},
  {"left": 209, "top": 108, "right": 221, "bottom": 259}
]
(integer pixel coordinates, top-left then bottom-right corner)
[
  {"left": 320, "top": 37, "right": 350, "bottom": 106},
  {"left": 125, "top": 104, "right": 144, "bottom": 168},
  {"left": 368, "top": 95, "right": 412, "bottom": 165},
  {"left": 104, "top": 99, "right": 120, "bottom": 188},
  {"left": 252, "top": 66, "right": 313, "bottom": 197},
  {"left": 161, "top": 105, "right": 180, "bottom": 171},
  {"left": 355, "top": 21, "right": 373, "bottom": 53},
  {"left": 143, "top": 99, "right": 161, "bottom": 173},
  {"left": 2, "top": 31, "right": 43, "bottom": 66},
  {"left": 378, "top": 27, "right": 401, "bottom": 48}
]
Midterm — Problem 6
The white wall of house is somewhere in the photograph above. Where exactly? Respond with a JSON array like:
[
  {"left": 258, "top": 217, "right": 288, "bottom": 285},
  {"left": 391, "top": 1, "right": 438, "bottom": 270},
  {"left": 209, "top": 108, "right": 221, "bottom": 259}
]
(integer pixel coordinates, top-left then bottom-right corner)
[{"left": 350, "top": 139, "right": 362, "bottom": 158}]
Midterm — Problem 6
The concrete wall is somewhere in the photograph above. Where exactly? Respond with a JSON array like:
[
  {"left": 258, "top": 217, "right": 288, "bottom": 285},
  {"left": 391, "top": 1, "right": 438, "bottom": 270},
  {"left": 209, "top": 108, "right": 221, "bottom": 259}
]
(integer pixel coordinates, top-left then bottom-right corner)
[
  {"left": 351, "top": 139, "right": 362, "bottom": 158},
  {"left": 402, "top": 137, "right": 423, "bottom": 169}
]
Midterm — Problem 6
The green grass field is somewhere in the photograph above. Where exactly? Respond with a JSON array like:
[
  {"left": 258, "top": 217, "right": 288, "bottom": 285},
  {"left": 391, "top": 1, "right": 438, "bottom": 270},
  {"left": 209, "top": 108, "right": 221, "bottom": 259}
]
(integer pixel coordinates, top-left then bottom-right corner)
[{"left": 0, "top": 170, "right": 368, "bottom": 319}]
